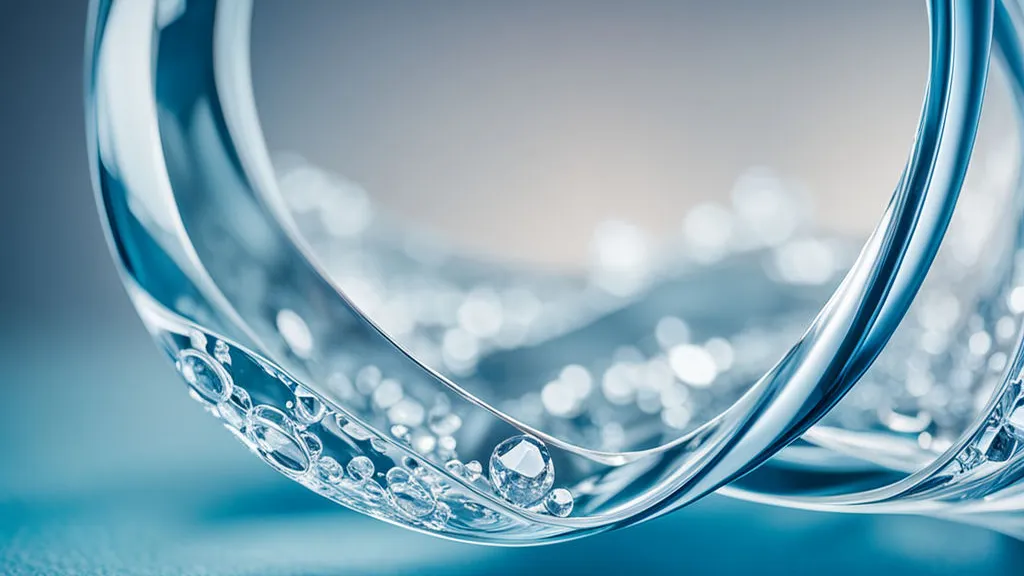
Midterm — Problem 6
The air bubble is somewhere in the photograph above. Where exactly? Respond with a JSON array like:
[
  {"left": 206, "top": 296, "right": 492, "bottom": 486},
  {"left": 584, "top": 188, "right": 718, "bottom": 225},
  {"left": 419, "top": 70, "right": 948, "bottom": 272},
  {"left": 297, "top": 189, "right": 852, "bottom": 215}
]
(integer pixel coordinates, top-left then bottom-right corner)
[
  {"left": 246, "top": 405, "right": 311, "bottom": 475},
  {"left": 293, "top": 386, "right": 327, "bottom": 425},
  {"left": 544, "top": 488, "right": 574, "bottom": 517},
  {"left": 347, "top": 456, "right": 375, "bottom": 482},
  {"left": 390, "top": 480, "right": 436, "bottom": 519},
  {"left": 178, "top": 349, "right": 233, "bottom": 404}
]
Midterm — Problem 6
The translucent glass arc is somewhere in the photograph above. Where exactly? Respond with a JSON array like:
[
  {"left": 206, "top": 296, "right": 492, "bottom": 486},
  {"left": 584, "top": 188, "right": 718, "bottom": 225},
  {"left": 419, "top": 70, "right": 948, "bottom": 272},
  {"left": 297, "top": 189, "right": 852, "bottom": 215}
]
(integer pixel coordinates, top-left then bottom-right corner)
[{"left": 86, "top": 0, "right": 999, "bottom": 544}]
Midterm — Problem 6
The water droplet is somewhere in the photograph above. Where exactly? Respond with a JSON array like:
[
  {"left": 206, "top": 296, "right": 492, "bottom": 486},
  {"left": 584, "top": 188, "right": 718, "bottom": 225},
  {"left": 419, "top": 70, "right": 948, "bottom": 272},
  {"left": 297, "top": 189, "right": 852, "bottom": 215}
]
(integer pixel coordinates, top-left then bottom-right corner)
[
  {"left": 432, "top": 501, "right": 452, "bottom": 526},
  {"left": 213, "top": 340, "right": 232, "bottom": 365},
  {"left": 388, "top": 398, "right": 425, "bottom": 427},
  {"left": 981, "top": 426, "right": 1018, "bottom": 462},
  {"left": 347, "top": 456, "right": 375, "bottom": 482},
  {"left": 217, "top": 386, "right": 252, "bottom": 429},
  {"left": 428, "top": 411, "right": 462, "bottom": 436},
  {"left": 445, "top": 460, "right": 466, "bottom": 477},
  {"left": 293, "top": 386, "right": 326, "bottom": 425},
  {"left": 465, "top": 460, "right": 483, "bottom": 480},
  {"left": 444, "top": 495, "right": 503, "bottom": 530},
  {"left": 390, "top": 424, "right": 411, "bottom": 443},
  {"left": 317, "top": 456, "right": 344, "bottom": 484},
  {"left": 389, "top": 481, "right": 436, "bottom": 518},
  {"left": 343, "top": 421, "right": 373, "bottom": 441},
  {"left": 188, "top": 330, "right": 208, "bottom": 350},
  {"left": 362, "top": 480, "right": 389, "bottom": 505},
  {"left": 668, "top": 344, "right": 718, "bottom": 388},
  {"left": 544, "top": 488, "right": 574, "bottom": 517},
  {"left": 370, "top": 437, "right": 390, "bottom": 454},
  {"left": 301, "top": 431, "right": 323, "bottom": 459},
  {"left": 413, "top": 464, "right": 436, "bottom": 484},
  {"left": 245, "top": 405, "right": 311, "bottom": 475},
  {"left": 355, "top": 365, "right": 383, "bottom": 395},
  {"left": 437, "top": 435, "right": 457, "bottom": 454},
  {"left": 489, "top": 435, "right": 555, "bottom": 507},
  {"left": 178, "top": 349, "right": 233, "bottom": 404},
  {"left": 386, "top": 467, "right": 412, "bottom": 486}
]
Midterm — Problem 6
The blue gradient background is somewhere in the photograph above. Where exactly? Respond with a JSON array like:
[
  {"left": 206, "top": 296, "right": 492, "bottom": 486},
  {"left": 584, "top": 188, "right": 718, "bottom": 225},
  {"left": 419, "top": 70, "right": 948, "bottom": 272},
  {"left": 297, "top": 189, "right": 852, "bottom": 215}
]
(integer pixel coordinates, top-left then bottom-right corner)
[{"left": 1, "top": 1, "right": 1023, "bottom": 574}]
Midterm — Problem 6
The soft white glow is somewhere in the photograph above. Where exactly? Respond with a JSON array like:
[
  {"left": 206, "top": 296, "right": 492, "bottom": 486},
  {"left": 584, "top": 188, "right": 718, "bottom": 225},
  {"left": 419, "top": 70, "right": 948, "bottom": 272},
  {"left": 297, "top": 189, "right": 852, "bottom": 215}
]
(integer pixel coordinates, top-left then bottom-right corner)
[
  {"left": 277, "top": 309, "right": 314, "bottom": 359},
  {"left": 669, "top": 344, "right": 718, "bottom": 387}
]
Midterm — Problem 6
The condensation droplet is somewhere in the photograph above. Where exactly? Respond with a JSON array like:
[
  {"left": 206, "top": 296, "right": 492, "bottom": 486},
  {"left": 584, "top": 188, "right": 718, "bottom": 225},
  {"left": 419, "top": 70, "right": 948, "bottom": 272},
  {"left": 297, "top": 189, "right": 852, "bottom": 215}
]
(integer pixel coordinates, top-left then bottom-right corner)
[
  {"left": 178, "top": 349, "right": 233, "bottom": 404},
  {"left": 347, "top": 456, "right": 375, "bottom": 482},
  {"left": 293, "top": 386, "right": 327, "bottom": 425},
  {"left": 246, "top": 405, "right": 311, "bottom": 475}
]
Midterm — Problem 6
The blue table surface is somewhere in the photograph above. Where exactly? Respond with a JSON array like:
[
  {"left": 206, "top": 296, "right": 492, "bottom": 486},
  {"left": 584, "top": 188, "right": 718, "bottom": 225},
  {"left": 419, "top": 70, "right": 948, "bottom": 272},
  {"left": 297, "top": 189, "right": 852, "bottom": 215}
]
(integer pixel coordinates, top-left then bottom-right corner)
[{"left": 1, "top": 329, "right": 1022, "bottom": 575}]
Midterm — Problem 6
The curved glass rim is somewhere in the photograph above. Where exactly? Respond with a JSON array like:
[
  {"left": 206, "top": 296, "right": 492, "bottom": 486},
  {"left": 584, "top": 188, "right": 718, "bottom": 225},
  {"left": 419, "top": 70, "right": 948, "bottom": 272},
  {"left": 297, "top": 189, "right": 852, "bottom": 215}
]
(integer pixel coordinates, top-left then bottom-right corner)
[{"left": 86, "top": 0, "right": 997, "bottom": 541}]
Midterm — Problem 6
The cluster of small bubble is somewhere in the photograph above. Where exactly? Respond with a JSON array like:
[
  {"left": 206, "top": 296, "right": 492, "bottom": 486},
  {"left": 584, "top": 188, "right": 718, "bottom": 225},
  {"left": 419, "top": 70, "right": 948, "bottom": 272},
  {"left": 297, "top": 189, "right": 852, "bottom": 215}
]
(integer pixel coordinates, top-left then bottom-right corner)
[
  {"left": 174, "top": 328, "right": 576, "bottom": 536},
  {"left": 325, "top": 361, "right": 576, "bottom": 516}
]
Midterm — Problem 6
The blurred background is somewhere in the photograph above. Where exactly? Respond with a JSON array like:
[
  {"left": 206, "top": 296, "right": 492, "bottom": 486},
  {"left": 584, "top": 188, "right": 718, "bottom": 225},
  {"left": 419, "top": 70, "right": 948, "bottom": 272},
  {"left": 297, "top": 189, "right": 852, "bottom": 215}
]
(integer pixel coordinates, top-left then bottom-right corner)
[{"left": 2, "top": 1, "right": 1023, "bottom": 574}]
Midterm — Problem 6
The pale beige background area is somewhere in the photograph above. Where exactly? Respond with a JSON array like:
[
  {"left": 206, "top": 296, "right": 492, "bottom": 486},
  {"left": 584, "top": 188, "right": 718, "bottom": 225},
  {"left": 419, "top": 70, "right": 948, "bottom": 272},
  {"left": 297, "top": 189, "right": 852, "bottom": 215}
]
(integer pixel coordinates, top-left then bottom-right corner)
[{"left": 252, "top": 0, "right": 1011, "bottom": 268}]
